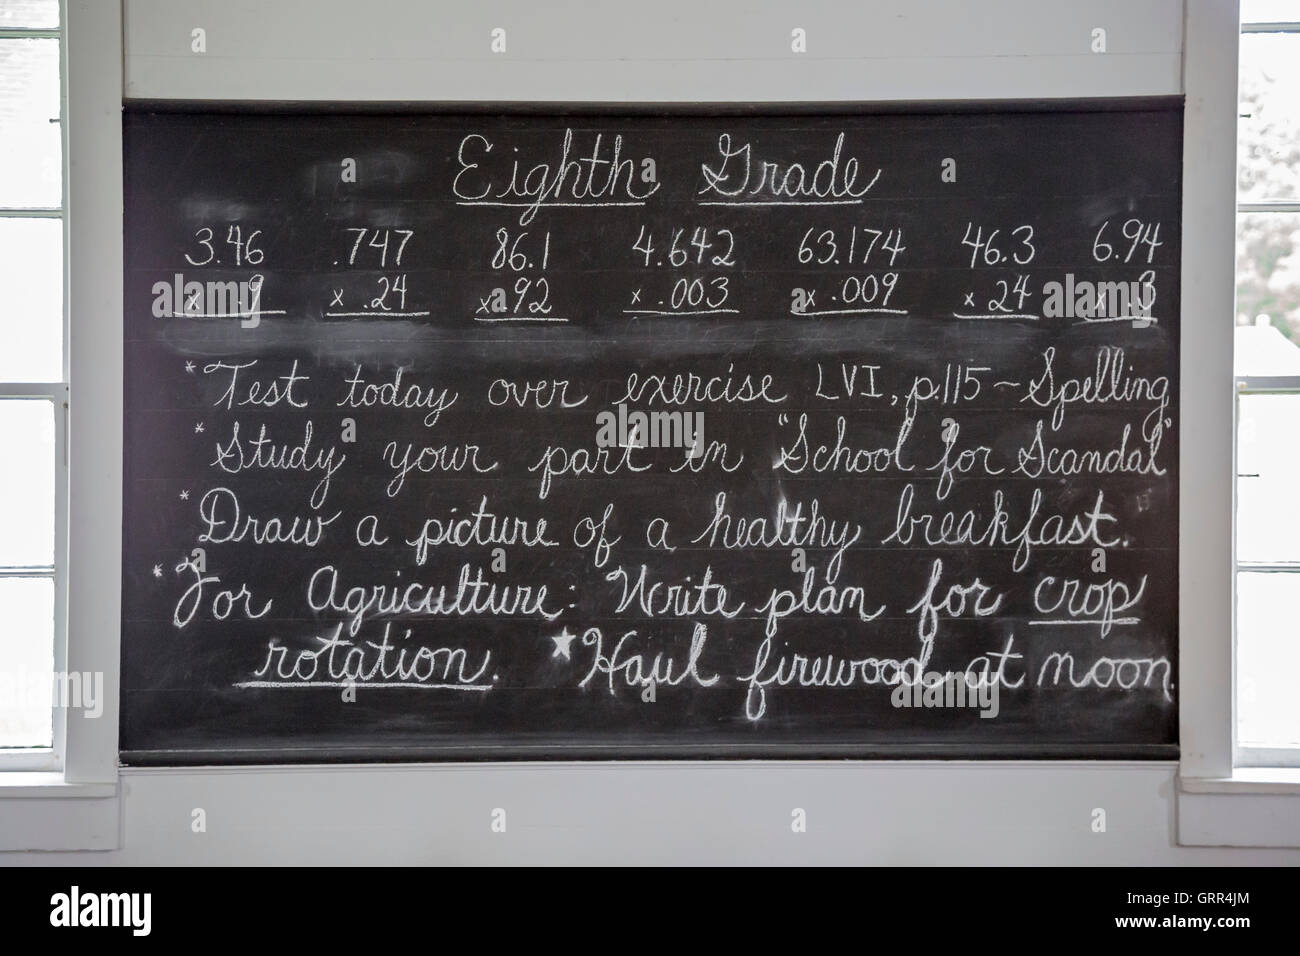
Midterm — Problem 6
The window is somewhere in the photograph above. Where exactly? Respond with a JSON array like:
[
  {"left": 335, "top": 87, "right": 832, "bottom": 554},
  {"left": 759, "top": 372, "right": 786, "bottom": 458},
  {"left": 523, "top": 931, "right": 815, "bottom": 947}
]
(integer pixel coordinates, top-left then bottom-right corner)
[
  {"left": 1235, "top": 0, "right": 1300, "bottom": 765},
  {"left": 0, "top": 0, "right": 66, "bottom": 769}
]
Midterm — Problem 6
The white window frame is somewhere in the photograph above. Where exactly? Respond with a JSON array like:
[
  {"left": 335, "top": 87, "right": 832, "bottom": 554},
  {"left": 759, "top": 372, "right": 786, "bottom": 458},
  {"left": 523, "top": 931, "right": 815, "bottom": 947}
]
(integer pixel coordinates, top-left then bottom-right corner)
[
  {"left": 1178, "top": 0, "right": 1300, "bottom": 848},
  {"left": 0, "top": 0, "right": 120, "bottom": 852},
  {"left": 1232, "top": 16, "right": 1300, "bottom": 770},
  {"left": 1177, "top": 0, "right": 1238, "bottom": 785},
  {"left": 0, "top": 1, "right": 69, "bottom": 772}
]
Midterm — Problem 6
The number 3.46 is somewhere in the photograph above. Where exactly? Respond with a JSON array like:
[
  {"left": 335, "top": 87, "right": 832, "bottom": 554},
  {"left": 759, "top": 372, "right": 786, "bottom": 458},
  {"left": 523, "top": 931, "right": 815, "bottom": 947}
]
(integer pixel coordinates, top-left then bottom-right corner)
[{"left": 184, "top": 224, "right": 264, "bottom": 267}]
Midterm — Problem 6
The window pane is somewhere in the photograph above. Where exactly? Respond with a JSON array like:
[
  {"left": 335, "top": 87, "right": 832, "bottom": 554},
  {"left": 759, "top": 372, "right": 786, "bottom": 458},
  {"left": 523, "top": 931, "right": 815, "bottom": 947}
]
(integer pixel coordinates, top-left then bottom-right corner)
[
  {"left": 1237, "top": 571, "right": 1300, "bottom": 748},
  {"left": 0, "top": 1, "right": 58, "bottom": 29},
  {"left": 0, "top": 399, "right": 54, "bottom": 567},
  {"left": 0, "top": 576, "right": 53, "bottom": 748},
  {"left": 1239, "top": 34, "right": 1300, "bottom": 203},
  {"left": 1235, "top": 211, "right": 1300, "bottom": 374},
  {"left": 1237, "top": 393, "right": 1300, "bottom": 563},
  {"left": 1243, "top": 0, "right": 1300, "bottom": 23},
  {"left": 0, "top": 217, "right": 61, "bottom": 381},
  {"left": 0, "top": 38, "right": 60, "bottom": 208}
]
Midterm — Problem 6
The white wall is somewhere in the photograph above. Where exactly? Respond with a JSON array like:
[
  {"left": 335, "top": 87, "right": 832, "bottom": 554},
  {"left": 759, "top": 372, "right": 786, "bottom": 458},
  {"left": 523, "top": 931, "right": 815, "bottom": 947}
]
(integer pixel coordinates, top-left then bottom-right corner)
[
  {"left": 123, "top": 0, "right": 1183, "bottom": 102},
  {"left": 7, "top": 0, "right": 1297, "bottom": 864}
]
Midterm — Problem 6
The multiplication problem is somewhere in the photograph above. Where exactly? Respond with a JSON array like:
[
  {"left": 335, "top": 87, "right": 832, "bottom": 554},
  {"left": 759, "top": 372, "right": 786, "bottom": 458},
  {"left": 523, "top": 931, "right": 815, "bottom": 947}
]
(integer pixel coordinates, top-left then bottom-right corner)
[
  {"left": 789, "top": 226, "right": 906, "bottom": 316},
  {"left": 326, "top": 226, "right": 426, "bottom": 318},
  {"left": 168, "top": 223, "right": 272, "bottom": 325},
  {"left": 626, "top": 226, "right": 737, "bottom": 315},
  {"left": 474, "top": 227, "right": 557, "bottom": 322}
]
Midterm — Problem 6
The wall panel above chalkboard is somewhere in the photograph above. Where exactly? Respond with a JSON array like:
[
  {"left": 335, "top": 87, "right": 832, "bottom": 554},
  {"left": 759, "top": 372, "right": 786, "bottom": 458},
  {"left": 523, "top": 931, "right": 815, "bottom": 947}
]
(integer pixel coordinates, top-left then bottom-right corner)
[{"left": 121, "top": 101, "right": 1182, "bottom": 764}]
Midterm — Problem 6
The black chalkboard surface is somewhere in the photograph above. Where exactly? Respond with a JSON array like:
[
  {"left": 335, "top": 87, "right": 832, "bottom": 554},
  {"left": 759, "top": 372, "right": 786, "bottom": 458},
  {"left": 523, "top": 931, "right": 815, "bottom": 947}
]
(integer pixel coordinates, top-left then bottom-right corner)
[{"left": 121, "top": 101, "right": 1181, "bottom": 763}]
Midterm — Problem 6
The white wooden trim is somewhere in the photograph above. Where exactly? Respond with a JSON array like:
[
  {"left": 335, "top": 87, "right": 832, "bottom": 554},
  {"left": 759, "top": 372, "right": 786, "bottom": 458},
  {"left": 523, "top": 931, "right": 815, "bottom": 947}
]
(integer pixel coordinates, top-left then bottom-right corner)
[
  {"left": 1176, "top": 0, "right": 1238, "bottom": 781},
  {"left": 62, "top": 0, "right": 121, "bottom": 787}
]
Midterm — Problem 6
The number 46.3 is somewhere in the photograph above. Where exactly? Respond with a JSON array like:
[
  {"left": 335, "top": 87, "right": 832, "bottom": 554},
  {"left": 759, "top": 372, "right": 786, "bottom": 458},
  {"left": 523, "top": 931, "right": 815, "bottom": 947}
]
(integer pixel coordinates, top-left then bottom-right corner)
[{"left": 959, "top": 222, "right": 1035, "bottom": 268}]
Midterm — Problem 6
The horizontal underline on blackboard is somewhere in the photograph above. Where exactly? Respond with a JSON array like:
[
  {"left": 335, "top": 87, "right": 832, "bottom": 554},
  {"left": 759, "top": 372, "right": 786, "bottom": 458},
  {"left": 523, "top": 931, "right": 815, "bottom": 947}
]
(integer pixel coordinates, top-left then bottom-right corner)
[
  {"left": 454, "top": 200, "right": 647, "bottom": 209},
  {"left": 952, "top": 312, "right": 1040, "bottom": 320},
  {"left": 473, "top": 315, "right": 571, "bottom": 323},
  {"left": 1074, "top": 315, "right": 1161, "bottom": 325},
  {"left": 622, "top": 308, "right": 740, "bottom": 316},
  {"left": 696, "top": 199, "right": 864, "bottom": 206},
  {"left": 167, "top": 310, "right": 288, "bottom": 318},
  {"left": 234, "top": 680, "right": 493, "bottom": 691},
  {"left": 324, "top": 310, "right": 431, "bottom": 317},
  {"left": 1028, "top": 618, "right": 1141, "bottom": 627},
  {"left": 792, "top": 307, "right": 909, "bottom": 316}
]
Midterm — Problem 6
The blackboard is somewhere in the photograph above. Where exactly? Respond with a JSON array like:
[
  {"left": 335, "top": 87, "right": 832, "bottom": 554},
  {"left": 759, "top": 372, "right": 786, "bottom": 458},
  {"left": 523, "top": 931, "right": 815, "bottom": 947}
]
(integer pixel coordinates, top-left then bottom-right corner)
[{"left": 121, "top": 101, "right": 1182, "bottom": 763}]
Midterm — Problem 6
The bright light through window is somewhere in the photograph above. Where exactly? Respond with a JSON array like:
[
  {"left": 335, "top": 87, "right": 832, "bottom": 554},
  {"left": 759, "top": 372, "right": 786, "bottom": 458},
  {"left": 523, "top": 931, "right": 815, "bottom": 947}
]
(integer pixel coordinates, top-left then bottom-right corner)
[
  {"left": 1235, "top": 8, "right": 1300, "bottom": 759},
  {"left": 0, "top": 0, "right": 63, "bottom": 755}
]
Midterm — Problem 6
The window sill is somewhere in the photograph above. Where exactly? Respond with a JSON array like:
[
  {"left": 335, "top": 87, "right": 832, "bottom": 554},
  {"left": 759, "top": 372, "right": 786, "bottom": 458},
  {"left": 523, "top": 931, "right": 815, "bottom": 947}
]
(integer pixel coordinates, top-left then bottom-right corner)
[
  {"left": 0, "top": 772, "right": 119, "bottom": 852},
  {"left": 0, "top": 772, "right": 116, "bottom": 799},
  {"left": 1179, "top": 769, "right": 1300, "bottom": 847},
  {"left": 1181, "top": 768, "right": 1300, "bottom": 795}
]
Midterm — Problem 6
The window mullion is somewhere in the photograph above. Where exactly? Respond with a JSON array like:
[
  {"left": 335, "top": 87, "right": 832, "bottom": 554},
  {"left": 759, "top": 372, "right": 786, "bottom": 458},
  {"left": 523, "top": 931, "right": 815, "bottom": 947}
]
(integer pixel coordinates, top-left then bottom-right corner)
[
  {"left": 1242, "top": 22, "right": 1300, "bottom": 35},
  {"left": 0, "top": 29, "right": 59, "bottom": 40},
  {"left": 0, "top": 384, "right": 63, "bottom": 398},
  {"left": 1236, "top": 377, "right": 1300, "bottom": 393}
]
